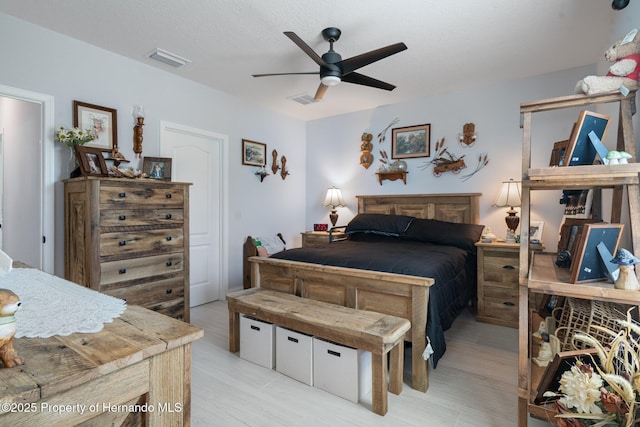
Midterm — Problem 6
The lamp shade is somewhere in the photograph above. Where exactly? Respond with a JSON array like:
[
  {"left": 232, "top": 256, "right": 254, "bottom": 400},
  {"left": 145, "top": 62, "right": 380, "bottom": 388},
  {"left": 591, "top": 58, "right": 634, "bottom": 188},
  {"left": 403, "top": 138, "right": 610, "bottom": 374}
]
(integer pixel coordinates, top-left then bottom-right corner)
[
  {"left": 494, "top": 179, "right": 522, "bottom": 208},
  {"left": 323, "top": 187, "right": 346, "bottom": 208}
]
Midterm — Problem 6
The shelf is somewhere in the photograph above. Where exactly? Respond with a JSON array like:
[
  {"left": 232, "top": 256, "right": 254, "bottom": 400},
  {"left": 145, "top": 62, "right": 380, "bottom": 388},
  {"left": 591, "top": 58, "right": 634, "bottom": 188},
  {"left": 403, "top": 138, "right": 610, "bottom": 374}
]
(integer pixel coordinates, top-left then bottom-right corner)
[
  {"left": 375, "top": 171, "right": 407, "bottom": 185},
  {"left": 520, "top": 91, "right": 634, "bottom": 113},
  {"left": 527, "top": 253, "right": 640, "bottom": 305},
  {"left": 526, "top": 163, "right": 640, "bottom": 189}
]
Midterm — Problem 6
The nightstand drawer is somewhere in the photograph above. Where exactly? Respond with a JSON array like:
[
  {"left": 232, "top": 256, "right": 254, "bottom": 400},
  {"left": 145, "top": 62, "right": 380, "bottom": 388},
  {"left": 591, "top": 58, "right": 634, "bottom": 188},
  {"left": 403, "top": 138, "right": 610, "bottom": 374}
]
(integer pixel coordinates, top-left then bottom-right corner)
[{"left": 483, "top": 253, "right": 519, "bottom": 284}]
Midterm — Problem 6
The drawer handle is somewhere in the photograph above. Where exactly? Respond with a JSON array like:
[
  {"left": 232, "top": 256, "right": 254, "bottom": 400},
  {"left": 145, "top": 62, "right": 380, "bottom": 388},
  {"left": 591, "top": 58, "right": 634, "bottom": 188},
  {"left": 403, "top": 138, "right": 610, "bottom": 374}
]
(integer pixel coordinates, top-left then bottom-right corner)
[
  {"left": 166, "top": 193, "right": 172, "bottom": 199},
  {"left": 119, "top": 215, "right": 126, "bottom": 221},
  {"left": 166, "top": 289, "right": 173, "bottom": 295},
  {"left": 166, "top": 236, "right": 172, "bottom": 241},
  {"left": 250, "top": 325, "right": 260, "bottom": 331},
  {"left": 503, "top": 265, "right": 515, "bottom": 270},
  {"left": 119, "top": 268, "right": 127, "bottom": 274},
  {"left": 287, "top": 336, "right": 299, "bottom": 344},
  {"left": 327, "top": 350, "right": 341, "bottom": 358},
  {"left": 165, "top": 213, "right": 172, "bottom": 219},
  {"left": 166, "top": 261, "right": 173, "bottom": 267},
  {"left": 119, "top": 192, "right": 126, "bottom": 198},
  {"left": 119, "top": 240, "right": 127, "bottom": 246},
  {"left": 503, "top": 301, "right": 516, "bottom": 307}
]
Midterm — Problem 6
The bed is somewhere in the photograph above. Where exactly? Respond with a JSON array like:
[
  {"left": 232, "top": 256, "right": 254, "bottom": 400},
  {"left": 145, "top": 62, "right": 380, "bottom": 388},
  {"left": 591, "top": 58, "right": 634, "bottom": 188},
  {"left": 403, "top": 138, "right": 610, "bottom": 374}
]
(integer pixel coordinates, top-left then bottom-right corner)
[{"left": 247, "top": 193, "right": 483, "bottom": 392}]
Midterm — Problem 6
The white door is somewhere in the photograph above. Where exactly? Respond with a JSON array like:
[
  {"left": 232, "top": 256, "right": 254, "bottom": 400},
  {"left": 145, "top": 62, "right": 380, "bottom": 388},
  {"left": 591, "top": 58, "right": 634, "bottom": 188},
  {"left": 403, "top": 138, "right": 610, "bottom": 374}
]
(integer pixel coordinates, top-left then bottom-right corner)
[
  {"left": 0, "top": 131, "right": 3, "bottom": 249},
  {"left": 160, "top": 121, "right": 227, "bottom": 306}
]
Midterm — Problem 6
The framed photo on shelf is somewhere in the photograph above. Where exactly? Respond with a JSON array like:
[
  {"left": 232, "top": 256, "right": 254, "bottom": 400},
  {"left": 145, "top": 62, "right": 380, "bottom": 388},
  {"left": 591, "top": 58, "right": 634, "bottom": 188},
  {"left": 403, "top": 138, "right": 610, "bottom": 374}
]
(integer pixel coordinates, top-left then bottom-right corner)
[
  {"left": 242, "top": 139, "right": 267, "bottom": 166},
  {"left": 569, "top": 223, "right": 624, "bottom": 283},
  {"left": 548, "top": 140, "right": 569, "bottom": 167},
  {"left": 534, "top": 348, "right": 598, "bottom": 404},
  {"left": 142, "top": 156, "right": 172, "bottom": 180},
  {"left": 529, "top": 221, "right": 544, "bottom": 243},
  {"left": 391, "top": 124, "right": 430, "bottom": 159},
  {"left": 73, "top": 101, "right": 118, "bottom": 152},
  {"left": 562, "top": 110, "right": 610, "bottom": 166},
  {"left": 75, "top": 146, "right": 108, "bottom": 177},
  {"left": 557, "top": 218, "right": 603, "bottom": 255}
]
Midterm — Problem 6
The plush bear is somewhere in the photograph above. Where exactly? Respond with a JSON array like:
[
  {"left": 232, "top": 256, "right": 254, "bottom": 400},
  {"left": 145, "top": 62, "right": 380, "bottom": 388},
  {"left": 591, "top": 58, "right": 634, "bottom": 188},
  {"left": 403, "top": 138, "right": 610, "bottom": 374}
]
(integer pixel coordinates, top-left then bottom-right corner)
[
  {"left": 0, "top": 289, "right": 23, "bottom": 368},
  {"left": 575, "top": 28, "right": 640, "bottom": 96}
]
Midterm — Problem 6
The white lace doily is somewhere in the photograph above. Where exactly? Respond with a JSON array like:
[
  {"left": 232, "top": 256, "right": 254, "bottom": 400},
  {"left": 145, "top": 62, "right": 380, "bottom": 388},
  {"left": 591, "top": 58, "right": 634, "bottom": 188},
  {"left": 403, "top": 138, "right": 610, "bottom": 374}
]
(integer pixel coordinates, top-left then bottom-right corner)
[{"left": 0, "top": 268, "right": 126, "bottom": 338}]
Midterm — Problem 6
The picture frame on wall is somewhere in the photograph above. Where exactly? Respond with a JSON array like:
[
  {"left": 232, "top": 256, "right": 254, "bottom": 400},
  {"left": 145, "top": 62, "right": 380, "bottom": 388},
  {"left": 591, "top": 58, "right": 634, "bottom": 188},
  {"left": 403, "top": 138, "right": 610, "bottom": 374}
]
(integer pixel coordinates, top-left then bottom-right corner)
[
  {"left": 391, "top": 124, "right": 430, "bottom": 159},
  {"left": 242, "top": 139, "right": 267, "bottom": 166},
  {"left": 75, "top": 146, "right": 108, "bottom": 177},
  {"left": 142, "top": 156, "right": 172, "bottom": 181},
  {"left": 562, "top": 110, "right": 610, "bottom": 166},
  {"left": 73, "top": 101, "right": 118, "bottom": 152}
]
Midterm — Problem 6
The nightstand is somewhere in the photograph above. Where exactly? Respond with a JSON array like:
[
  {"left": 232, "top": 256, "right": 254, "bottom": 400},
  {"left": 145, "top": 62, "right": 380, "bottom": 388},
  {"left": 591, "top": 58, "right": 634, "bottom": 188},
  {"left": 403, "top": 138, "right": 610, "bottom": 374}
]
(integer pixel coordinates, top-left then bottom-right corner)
[
  {"left": 476, "top": 241, "right": 543, "bottom": 328},
  {"left": 300, "top": 231, "right": 346, "bottom": 247},
  {"left": 476, "top": 241, "right": 520, "bottom": 328}
]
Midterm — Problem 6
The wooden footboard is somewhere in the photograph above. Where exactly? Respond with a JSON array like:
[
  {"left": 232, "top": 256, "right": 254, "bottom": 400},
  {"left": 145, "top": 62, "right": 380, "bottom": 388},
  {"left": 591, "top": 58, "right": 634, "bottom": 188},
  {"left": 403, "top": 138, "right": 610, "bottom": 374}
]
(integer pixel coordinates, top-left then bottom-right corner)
[{"left": 249, "top": 256, "right": 433, "bottom": 392}]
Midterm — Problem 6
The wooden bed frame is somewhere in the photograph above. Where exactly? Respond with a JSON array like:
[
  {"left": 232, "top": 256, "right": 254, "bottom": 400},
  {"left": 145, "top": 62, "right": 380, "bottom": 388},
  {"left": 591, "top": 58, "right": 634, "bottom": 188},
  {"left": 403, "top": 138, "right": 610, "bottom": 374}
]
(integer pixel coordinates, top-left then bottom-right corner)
[{"left": 247, "top": 193, "right": 481, "bottom": 393}]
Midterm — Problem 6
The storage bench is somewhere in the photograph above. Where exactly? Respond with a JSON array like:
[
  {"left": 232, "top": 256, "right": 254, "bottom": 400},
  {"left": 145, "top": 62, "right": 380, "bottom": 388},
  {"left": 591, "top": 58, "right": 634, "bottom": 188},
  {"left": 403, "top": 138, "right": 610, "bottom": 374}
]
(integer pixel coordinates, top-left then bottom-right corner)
[{"left": 226, "top": 288, "right": 411, "bottom": 416}]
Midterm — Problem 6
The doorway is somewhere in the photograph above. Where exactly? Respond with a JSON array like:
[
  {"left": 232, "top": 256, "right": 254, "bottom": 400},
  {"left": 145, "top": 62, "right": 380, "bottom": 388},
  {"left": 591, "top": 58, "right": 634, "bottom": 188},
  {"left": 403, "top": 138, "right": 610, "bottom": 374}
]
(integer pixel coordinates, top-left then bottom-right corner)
[
  {"left": 0, "top": 86, "right": 54, "bottom": 273},
  {"left": 160, "top": 121, "right": 228, "bottom": 306}
]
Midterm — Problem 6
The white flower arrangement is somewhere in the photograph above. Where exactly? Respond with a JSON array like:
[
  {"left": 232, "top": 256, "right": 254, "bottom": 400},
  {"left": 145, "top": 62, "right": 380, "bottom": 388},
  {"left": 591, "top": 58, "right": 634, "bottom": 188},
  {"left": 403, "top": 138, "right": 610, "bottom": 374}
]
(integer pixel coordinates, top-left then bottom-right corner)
[{"left": 55, "top": 126, "right": 96, "bottom": 147}]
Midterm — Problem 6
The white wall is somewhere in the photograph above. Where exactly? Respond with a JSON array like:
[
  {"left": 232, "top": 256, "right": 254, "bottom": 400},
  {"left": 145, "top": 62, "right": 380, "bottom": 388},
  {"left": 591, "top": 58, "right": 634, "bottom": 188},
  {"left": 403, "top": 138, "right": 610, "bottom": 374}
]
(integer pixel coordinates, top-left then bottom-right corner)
[
  {"left": 0, "top": 13, "right": 306, "bottom": 290},
  {"left": 306, "top": 65, "right": 598, "bottom": 250}
]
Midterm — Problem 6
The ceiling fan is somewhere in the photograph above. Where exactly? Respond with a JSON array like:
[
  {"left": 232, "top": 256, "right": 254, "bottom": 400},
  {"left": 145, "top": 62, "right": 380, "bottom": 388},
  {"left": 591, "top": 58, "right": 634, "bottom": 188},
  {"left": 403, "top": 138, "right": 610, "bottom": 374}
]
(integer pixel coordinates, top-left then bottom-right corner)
[{"left": 253, "top": 27, "right": 408, "bottom": 100}]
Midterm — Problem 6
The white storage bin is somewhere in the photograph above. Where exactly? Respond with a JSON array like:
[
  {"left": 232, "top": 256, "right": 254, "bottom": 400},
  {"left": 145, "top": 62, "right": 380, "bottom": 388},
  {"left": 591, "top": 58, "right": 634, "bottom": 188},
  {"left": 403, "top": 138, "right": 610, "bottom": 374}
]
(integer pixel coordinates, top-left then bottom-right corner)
[
  {"left": 276, "top": 326, "right": 314, "bottom": 385},
  {"left": 239, "top": 315, "right": 275, "bottom": 369},
  {"left": 312, "top": 337, "right": 372, "bottom": 402}
]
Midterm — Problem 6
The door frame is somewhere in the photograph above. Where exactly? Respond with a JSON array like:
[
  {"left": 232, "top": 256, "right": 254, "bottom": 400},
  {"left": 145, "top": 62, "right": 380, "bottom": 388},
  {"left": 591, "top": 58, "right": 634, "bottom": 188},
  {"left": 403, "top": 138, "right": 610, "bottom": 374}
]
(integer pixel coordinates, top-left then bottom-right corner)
[
  {"left": 159, "top": 120, "right": 229, "bottom": 301},
  {"left": 0, "top": 85, "right": 55, "bottom": 273}
]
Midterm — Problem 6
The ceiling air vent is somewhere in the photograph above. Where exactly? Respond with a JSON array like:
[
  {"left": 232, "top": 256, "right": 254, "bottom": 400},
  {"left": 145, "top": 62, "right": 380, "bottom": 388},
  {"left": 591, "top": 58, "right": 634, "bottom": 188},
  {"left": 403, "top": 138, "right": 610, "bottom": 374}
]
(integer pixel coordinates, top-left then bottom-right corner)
[
  {"left": 288, "top": 94, "right": 319, "bottom": 105},
  {"left": 148, "top": 48, "right": 191, "bottom": 68}
]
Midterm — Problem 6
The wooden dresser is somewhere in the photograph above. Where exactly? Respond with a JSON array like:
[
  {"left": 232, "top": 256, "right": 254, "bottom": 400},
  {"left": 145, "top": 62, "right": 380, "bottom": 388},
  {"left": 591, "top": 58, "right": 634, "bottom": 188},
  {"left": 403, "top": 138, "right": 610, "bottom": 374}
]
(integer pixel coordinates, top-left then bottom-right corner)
[{"left": 64, "top": 177, "right": 191, "bottom": 322}]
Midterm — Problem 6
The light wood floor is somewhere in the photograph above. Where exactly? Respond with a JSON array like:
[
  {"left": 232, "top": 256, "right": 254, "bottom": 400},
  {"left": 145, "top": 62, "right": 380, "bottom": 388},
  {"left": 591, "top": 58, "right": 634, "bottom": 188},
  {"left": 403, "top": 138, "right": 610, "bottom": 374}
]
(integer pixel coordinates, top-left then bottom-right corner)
[{"left": 190, "top": 300, "right": 551, "bottom": 427}]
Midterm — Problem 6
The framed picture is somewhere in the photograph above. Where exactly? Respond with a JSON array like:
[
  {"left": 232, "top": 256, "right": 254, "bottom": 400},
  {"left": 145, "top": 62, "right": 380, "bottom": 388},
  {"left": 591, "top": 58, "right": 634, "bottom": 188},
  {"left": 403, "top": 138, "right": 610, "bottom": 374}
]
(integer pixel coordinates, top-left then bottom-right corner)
[
  {"left": 142, "top": 156, "right": 172, "bottom": 181},
  {"left": 391, "top": 124, "right": 430, "bottom": 159},
  {"left": 549, "top": 140, "right": 569, "bottom": 167},
  {"left": 73, "top": 101, "right": 118, "bottom": 152},
  {"left": 75, "top": 146, "right": 108, "bottom": 177},
  {"left": 534, "top": 348, "right": 597, "bottom": 404},
  {"left": 562, "top": 110, "right": 610, "bottom": 166},
  {"left": 529, "top": 221, "right": 544, "bottom": 243},
  {"left": 558, "top": 218, "right": 603, "bottom": 254},
  {"left": 569, "top": 223, "right": 624, "bottom": 283},
  {"left": 242, "top": 139, "right": 267, "bottom": 166}
]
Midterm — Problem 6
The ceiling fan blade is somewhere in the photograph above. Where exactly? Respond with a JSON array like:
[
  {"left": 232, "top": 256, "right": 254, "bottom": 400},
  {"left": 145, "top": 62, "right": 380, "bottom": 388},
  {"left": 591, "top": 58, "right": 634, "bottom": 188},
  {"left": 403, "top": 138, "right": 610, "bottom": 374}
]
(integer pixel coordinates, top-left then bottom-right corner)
[
  {"left": 314, "top": 83, "right": 329, "bottom": 100},
  {"left": 340, "top": 42, "right": 407, "bottom": 75},
  {"left": 341, "top": 72, "right": 396, "bottom": 91},
  {"left": 284, "top": 31, "right": 329, "bottom": 67},
  {"left": 252, "top": 72, "right": 319, "bottom": 77}
]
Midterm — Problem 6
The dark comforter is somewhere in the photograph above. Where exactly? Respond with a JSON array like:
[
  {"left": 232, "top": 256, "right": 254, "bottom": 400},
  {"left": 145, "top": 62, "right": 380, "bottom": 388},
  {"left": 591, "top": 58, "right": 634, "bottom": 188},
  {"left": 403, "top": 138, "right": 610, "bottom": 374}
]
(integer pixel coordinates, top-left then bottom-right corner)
[{"left": 270, "top": 235, "right": 476, "bottom": 367}]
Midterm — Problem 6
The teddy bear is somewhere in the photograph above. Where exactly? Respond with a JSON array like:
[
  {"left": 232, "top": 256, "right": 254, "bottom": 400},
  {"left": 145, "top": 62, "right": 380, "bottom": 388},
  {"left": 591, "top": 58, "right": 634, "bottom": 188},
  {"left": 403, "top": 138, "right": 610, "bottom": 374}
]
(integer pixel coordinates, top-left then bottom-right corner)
[
  {"left": 575, "top": 28, "right": 640, "bottom": 96},
  {"left": 0, "top": 289, "right": 23, "bottom": 368}
]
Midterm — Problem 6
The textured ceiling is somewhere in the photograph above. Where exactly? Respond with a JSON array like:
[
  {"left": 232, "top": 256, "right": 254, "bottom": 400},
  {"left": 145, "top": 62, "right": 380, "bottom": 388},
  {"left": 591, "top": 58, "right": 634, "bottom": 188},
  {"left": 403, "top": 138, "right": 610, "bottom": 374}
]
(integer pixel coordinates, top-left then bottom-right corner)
[{"left": 0, "top": 0, "right": 616, "bottom": 121}]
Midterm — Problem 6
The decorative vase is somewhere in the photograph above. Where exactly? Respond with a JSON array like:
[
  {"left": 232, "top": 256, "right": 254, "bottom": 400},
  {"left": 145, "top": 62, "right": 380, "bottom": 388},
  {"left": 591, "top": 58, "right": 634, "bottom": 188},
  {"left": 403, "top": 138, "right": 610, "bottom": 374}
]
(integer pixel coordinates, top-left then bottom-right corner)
[{"left": 68, "top": 146, "right": 81, "bottom": 178}]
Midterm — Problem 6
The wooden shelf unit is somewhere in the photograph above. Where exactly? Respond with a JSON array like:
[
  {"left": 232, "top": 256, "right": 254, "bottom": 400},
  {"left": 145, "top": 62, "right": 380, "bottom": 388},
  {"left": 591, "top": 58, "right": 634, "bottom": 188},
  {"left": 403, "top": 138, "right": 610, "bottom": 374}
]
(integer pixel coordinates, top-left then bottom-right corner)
[{"left": 517, "top": 91, "right": 640, "bottom": 426}]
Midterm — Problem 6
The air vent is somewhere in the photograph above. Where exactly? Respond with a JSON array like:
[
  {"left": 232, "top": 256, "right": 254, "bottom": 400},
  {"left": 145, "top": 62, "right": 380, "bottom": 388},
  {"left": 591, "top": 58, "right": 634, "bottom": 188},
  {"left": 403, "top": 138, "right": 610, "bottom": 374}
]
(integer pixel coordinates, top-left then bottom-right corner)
[
  {"left": 288, "top": 94, "right": 318, "bottom": 105},
  {"left": 148, "top": 48, "right": 191, "bottom": 68}
]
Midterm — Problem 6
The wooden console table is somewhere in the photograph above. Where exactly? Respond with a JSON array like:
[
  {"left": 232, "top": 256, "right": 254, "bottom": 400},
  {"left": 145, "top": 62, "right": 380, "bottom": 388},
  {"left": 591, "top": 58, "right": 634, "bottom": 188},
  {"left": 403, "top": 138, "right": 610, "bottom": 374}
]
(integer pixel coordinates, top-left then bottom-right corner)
[{"left": 0, "top": 305, "right": 203, "bottom": 426}]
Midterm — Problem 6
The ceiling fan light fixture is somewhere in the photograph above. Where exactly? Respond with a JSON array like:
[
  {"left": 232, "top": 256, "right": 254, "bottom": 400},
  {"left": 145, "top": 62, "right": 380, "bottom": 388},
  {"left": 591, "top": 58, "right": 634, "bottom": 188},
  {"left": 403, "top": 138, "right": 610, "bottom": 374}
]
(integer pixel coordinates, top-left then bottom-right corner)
[{"left": 321, "top": 75, "right": 341, "bottom": 86}]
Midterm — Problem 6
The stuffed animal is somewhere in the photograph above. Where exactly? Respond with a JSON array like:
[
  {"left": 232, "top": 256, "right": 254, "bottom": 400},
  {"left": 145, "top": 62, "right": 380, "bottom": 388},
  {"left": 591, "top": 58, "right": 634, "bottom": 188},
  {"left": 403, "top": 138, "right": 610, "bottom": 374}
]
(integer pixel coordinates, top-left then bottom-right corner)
[
  {"left": 575, "top": 28, "right": 640, "bottom": 96},
  {"left": 0, "top": 289, "right": 23, "bottom": 368}
]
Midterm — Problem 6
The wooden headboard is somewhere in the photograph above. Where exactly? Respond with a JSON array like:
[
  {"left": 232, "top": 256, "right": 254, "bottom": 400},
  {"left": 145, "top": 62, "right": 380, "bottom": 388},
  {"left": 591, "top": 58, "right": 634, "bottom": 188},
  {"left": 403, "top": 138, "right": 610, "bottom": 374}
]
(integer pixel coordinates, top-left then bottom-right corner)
[{"left": 356, "top": 193, "right": 481, "bottom": 224}]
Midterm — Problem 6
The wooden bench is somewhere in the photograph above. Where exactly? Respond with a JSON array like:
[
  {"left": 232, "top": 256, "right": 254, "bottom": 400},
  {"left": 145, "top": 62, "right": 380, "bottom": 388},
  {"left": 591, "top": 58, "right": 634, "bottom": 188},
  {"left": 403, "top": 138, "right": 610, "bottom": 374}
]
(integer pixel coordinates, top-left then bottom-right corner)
[{"left": 226, "top": 288, "right": 411, "bottom": 416}]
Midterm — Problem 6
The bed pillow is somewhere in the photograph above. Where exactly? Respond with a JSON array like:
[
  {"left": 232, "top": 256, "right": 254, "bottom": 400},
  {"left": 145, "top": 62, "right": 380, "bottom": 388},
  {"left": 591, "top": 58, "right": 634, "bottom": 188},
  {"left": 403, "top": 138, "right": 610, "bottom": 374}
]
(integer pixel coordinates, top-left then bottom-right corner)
[
  {"left": 345, "top": 213, "right": 414, "bottom": 237},
  {"left": 403, "top": 218, "right": 485, "bottom": 252}
]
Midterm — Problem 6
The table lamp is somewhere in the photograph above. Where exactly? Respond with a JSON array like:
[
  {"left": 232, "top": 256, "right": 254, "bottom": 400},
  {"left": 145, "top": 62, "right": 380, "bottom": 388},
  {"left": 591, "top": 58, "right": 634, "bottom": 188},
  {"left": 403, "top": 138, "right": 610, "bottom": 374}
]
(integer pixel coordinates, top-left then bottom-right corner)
[
  {"left": 494, "top": 179, "right": 522, "bottom": 241},
  {"left": 323, "top": 187, "right": 346, "bottom": 227}
]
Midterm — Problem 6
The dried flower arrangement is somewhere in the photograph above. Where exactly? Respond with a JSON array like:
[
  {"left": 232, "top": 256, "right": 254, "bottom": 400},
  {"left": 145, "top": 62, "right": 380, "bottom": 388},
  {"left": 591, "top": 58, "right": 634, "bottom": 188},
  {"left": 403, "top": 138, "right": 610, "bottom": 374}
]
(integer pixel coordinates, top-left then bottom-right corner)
[{"left": 544, "top": 309, "right": 640, "bottom": 426}]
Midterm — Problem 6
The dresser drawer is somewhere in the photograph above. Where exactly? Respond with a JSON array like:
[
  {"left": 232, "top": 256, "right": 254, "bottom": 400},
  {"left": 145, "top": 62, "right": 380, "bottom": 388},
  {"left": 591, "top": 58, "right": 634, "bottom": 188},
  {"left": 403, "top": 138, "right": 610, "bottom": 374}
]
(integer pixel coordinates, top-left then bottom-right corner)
[
  {"left": 100, "top": 208, "right": 184, "bottom": 227},
  {"left": 100, "top": 253, "right": 184, "bottom": 285},
  {"left": 100, "top": 228, "right": 184, "bottom": 257},
  {"left": 483, "top": 252, "right": 519, "bottom": 284},
  {"left": 100, "top": 184, "right": 184, "bottom": 206},
  {"left": 104, "top": 276, "right": 185, "bottom": 320}
]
